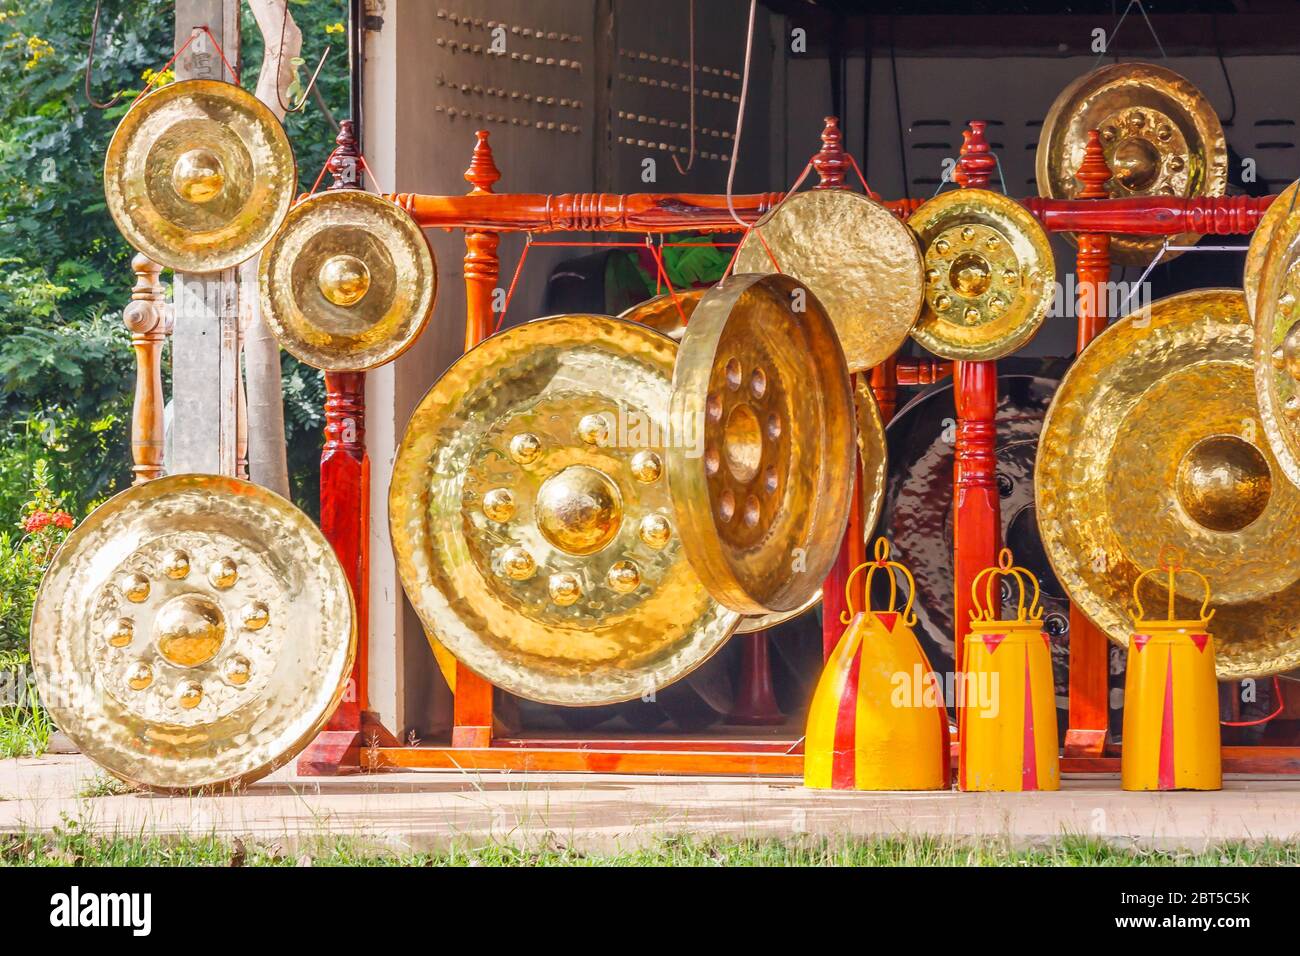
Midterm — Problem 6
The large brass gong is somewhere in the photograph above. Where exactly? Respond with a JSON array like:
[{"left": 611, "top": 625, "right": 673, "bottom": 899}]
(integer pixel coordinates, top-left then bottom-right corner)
[
  {"left": 104, "top": 79, "right": 297, "bottom": 273},
  {"left": 732, "top": 189, "right": 924, "bottom": 372},
  {"left": 30, "top": 474, "right": 355, "bottom": 792},
  {"left": 390, "top": 314, "right": 740, "bottom": 705},
  {"left": 908, "top": 189, "right": 1055, "bottom": 360},
  {"left": 259, "top": 190, "right": 437, "bottom": 371},
  {"left": 1036, "top": 62, "right": 1227, "bottom": 265},
  {"left": 667, "top": 273, "right": 855, "bottom": 614},
  {"left": 1245, "top": 180, "right": 1298, "bottom": 321},
  {"left": 1038, "top": 289, "right": 1300, "bottom": 679},
  {"left": 1253, "top": 201, "right": 1300, "bottom": 488}
]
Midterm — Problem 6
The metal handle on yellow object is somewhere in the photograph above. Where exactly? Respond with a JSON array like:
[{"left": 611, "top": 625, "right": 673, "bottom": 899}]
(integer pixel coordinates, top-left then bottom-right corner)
[
  {"left": 1131, "top": 545, "right": 1215, "bottom": 625},
  {"left": 840, "top": 537, "right": 919, "bottom": 628},
  {"left": 970, "top": 547, "right": 1042, "bottom": 624}
]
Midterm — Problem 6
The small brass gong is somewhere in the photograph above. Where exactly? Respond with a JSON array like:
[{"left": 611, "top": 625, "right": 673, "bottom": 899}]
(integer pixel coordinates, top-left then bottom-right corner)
[
  {"left": 1036, "top": 62, "right": 1227, "bottom": 265},
  {"left": 30, "top": 474, "right": 355, "bottom": 792},
  {"left": 390, "top": 314, "right": 740, "bottom": 705},
  {"left": 1245, "top": 181, "right": 1299, "bottom": 321},
  {"left": 1038, "top": 289, "right": 1300, "bottom": 679},
  {"left": 733, "top": 189, "right": 924, "bottom": 372},
  {"left": 259, "top": 190, "right": 437, "bottom": 371},
  {"left": 618, "top": 289, "right": 704, "bottom": 341},
  {"left": 104, "top": 79, "right": 297, "bottom": 273},
  {"left": 908, "top": 189, "right": 1055, "bottom": 361},
  {"left": 667, "top": 273, "right": 855, "bottom": 615}
]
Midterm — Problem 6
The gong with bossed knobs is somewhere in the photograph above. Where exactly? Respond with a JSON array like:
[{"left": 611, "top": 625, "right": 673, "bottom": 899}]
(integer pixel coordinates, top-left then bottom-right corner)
[
  {"left": 30, "top": 474, "right": 355, "bottom": 792},
  {"left": 390, "top": 314, "right": 740, "bottom": 706}
]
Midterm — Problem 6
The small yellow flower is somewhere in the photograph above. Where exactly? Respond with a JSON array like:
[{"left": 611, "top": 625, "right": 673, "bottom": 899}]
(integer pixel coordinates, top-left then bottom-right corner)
[
  {"left": 24, "top": 35, "right": 54, "bottom": 70},
  {"left": 325, "top": 22, "right": 344, "bottom": 35}
]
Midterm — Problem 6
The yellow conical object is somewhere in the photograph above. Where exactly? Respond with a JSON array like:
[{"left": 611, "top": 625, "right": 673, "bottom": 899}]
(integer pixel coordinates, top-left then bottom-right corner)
[
  {"left": 805, "top": 539, "right": 950, "bottom": 790},
  {"left": 1121, "top": 548, "right": 1221, "bottom": 791},
  {"left": 958, "top": 549, "right": 1060, "bottom": 792}
]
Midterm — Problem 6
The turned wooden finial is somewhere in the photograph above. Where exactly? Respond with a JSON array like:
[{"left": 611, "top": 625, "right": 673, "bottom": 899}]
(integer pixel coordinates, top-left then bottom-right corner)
[
  {"left": 1074, "top": 129, "right": 1113, "bottom": 200},
  {"left": 464, "top": 129, "right": 501, "bottom": 195},
  {"left": 954, "top": 120, "right": 996, "bottom": 190},
  {"left": 812, "top": 116, "right": 848, "bottom": 190},
  {"left": 123, "top": 254, "right": 168, "bottom": 485},
  {"left": 123, "top": 254, "right": 166, "bottom": 335},
  {"left": 327, "top": 119, "right": 361, "bottom": 190}
]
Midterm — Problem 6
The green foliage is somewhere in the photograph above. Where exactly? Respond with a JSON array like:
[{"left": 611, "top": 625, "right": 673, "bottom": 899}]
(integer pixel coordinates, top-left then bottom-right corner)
[{"left": 0, "top": 0, "right": 349, "bottom": 529}]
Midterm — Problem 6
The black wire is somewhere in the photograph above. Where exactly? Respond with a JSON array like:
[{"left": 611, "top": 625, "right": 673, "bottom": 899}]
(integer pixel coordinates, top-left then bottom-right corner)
[
  {"left": 888, "top": 14, "right": 909, "bottom": 201},
  {"left": 1211, "top": 12, "right": 1237, "bottom": 126}
]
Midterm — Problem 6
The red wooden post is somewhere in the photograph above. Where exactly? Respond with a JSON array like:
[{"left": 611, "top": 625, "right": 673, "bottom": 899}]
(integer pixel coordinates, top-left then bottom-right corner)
[
  {"left": 1064, "top": 130, "right": 1114, "bottom": 758},
  {"left": 452, "top": 131, "right": 502, "bottom": 749},
  {"left": 951, "top": 122, "right": 1001, "bottom": 714},
  {"left": 812, "top": 116, "right": 869, "bottom": 660},
  {"left": 299, "top": 120, "right": 370, "bottom": 774}
]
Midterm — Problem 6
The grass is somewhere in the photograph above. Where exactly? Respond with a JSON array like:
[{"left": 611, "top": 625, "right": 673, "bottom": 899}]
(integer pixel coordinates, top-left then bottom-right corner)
[
  {"left": 77, "top": 772, "right": 141, "bottom": 799},
  {"left": 0, "top": 654, "right": 50, "bottom": 760},
  {"left": 3, "top": 827, "right": 1300, "bottom": 866}
]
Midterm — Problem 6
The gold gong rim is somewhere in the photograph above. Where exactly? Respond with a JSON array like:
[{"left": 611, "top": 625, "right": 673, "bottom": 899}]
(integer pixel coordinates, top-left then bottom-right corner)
[
  {"left": 390, "top": 314, "right": 740, "bottom": 706},
  {"left": 667, "top": 273, "right": 856, "bottom": 614},
  {"left": 1245, "top": 181, "right": 1299, "bottom": 321},
  {"left": 908, "top": 188, "right": 1056, "bottom": 361},
  {"left": 1037, "top": 289, "right": 1300, "bottom": 679},
  {"left": 1035, "top": 61, "right": 1227, "bottom": 266},
  {"left": 104, "top": 79, "right": 297, "bottom": 274},
  {"left": 617, "top": 288, "right": 705, "bottom": 341},
  {"left": 258, "top": 189, "right": 437, "bottom": 371},
  {"left": 30, "top": 474, "right": 355, "bottom": 793},
  {"left": 733, "top": 189, "right": 924, "bottom": 372},
  {"left": 1254, "top": 197, "right": 1300, "bottom": 488}
]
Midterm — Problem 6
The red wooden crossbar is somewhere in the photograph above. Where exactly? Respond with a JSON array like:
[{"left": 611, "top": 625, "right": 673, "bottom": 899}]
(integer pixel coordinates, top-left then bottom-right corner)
[{"left": 300, "top": 115, "right": 1286, "bottom": 778}]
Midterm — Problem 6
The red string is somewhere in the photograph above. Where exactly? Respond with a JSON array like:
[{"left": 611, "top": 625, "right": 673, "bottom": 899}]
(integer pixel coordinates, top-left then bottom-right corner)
[
  {"left": 844, "top": 152, "right": 876, "bottom": 198},
  {"left": 724, "top": 161, "right": 815, "bottom": 277},
  {"left": 494, "top": 236, "right": 534, "bottom": 334},
  {"left": 645, "top": 238, "right": 688, "bottom": 326},
  {"left": 1221, "top": 676, "right": 1286, "bottom": 727},
  {"left": 127, "top": 24, "right": 239, "bottom": 110}
]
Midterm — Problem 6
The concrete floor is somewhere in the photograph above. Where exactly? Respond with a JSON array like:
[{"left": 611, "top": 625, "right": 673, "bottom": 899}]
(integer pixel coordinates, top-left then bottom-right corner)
[{"left": 3, "top": 754, "right": 1300, "bottom": 852}]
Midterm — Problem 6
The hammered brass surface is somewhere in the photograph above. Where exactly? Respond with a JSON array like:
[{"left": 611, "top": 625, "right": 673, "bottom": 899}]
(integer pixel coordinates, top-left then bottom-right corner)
[
  {"left": 854, "top": 376, "right": 888, "bottom": 540},
  {"left": 618, "top": 289, "right": 704, "bottom": 341},
  {"left": 1253, "top": 201, "right": 1300, "bottom": 488},
  {"left": 1037, "top": 290, "right": 1300, "bottom": 679},
  {"left": 732, "top": 190, "right": 924, "bottom": 372},
  {"left": 667, "top": 274, "right": 855, "bottom": 614},
  {"left": 1246, "top": 180, "right": 1299, "bottom": 321},
  {"left": 908, "top": 190, "right": 1055, "bottom": 360},
  {"left": 29, "top": 474, "right": 355, "bottom": 792},
  {"left": 1036, "top": 63, "right": 1227, "bottom": 265},
  {"left": 104, "top": 80, "right": 296, "bottom": 273},
  {"left": 259, "top": 190, "right": 436, "bottom": 371},
  {"left": 389, "top": 314, "right": 740, "bottom": 705}
]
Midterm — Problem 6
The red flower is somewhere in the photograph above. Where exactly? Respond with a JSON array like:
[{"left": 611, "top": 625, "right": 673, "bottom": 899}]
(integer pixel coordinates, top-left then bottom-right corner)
[
  {"left": 52, "top": 511, "right": 74, "bottom": 530},
  {"left": 23, "top": 511, "right": 51, "bottom": 533}
]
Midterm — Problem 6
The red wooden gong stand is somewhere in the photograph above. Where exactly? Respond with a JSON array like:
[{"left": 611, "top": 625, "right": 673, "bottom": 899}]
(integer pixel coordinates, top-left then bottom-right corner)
[{"left": 298, "top": 116, "right": 1298, "bottom": 777}]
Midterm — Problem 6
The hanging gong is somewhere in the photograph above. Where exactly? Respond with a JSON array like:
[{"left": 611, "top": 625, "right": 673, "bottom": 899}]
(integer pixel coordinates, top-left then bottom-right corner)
[
  {"left": 1244, "top": 180, "right": 1299, "bottom": 321},
  {"left": 908, "top": 189, "right": 1055, "bottom": 361},
  {"left": 259, "top": 190, "right": 436, "bottom": 371},
  {"left": 1254, "top": 201, "right": 1300, "bottom": 487},
  {"left": 1036, "top": 62, "right": 1227, "bottom": 265},
  {"left": 390, "top": 314, "right": 740, "bottom": 706},
  {"left": 732, "top": 190, "right": 925, "bottom": 372},
  {"left": 618, "top": 288, "right": 705, "bottom": 341},
  {"left": 29, "top": 474, "right": 355, "bottom": 792},
  {"left": 1038, "top": 289, "right": 1300, "bottom": 679},
  {"left": 667, "top": 273, "right": 855, "bottom": 614},
  {"left": 104, "top": 79, "right": 297, "bottom": 273}
]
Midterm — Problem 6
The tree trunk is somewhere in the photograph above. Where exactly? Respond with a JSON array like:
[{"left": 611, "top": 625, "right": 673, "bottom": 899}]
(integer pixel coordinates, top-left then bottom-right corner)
[{"left": 238, "top": 0, "right": 300, "bottom": 498}]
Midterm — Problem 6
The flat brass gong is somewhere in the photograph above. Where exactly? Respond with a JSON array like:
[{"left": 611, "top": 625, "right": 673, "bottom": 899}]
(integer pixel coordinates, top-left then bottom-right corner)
[
  {"left": 104, "top": 79, "right": 297, "bottom": 273},
  {"left": 390, "top": 314, "right": 740, "bottom": 705},
  {"left": 1253, "top": 201, "right": 1300, "bottom": 487},
  {"left": 1245, "top": 180, "right": 1299, "bottom": 320},
  {"left": 908, "top": 189, "right": 1055, "bottom": 360},
  {"left": 259, "top": 190, "right": 436, "bottom": 371},
  {"left": 667, "top": 273, "right": 855, "bottom": 614},
  {"left": 732, "top": 190, "right": 924, "bottom": 372},
  {"left": 1036, "top": 62, "right": 1227, "bottom": 265},
  {"left": 618, "top": 288, "right": 704, "bottom": 341},
  {"left": 1038, "top": 289, "right": 1300, "bottom": 679},
  {"left": 30, "top": 474, "right": 355, "bottom": 792}
]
